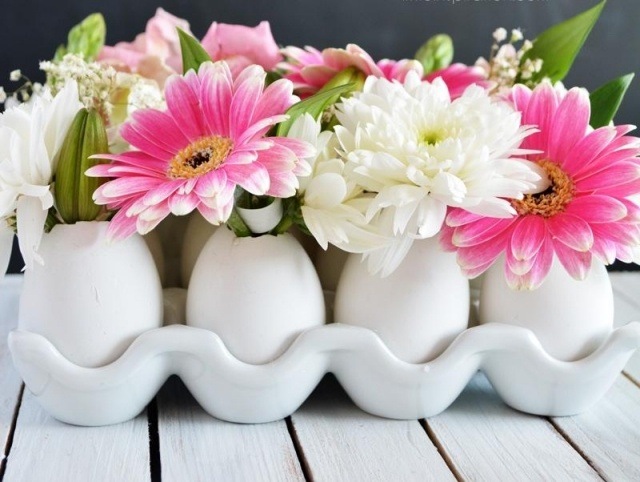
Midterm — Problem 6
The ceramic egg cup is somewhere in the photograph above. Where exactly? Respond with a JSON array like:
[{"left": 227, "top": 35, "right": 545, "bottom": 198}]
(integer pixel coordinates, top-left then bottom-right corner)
[{"left": 8, "top": 288, "right": 640, "bottom": 427}]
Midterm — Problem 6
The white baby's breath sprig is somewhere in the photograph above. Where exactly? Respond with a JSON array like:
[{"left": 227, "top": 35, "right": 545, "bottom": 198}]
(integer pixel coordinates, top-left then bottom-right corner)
[
  {"left": 476, "top": 27, "right": 544, "bottom": 95},
  {"left": 40, "top": 53, "right": 120, "bottom": 121},
  {"left": 40, "top": 53, "right": 164, "bottom": 152},
  {"left": 0, "top": 70, "right": 44, "bottom": 107}
]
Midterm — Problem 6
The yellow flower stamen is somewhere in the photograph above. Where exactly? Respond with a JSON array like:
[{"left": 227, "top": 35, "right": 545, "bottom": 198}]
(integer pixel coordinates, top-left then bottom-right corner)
[
  {"left": 167, "top": 135, "right": 233, "bottom": 179},
  {"left": 419, "top": 129, "right": 447, "bottom": 147},
  {"left": 511, "top": 159, "right": 574, "bottom": 217}
]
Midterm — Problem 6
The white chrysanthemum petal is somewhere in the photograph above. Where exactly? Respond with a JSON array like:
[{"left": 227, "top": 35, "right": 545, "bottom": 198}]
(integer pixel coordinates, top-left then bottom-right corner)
[
  {"left": 305, "top": 173, "right": 348, "bottom": 209},
  {"left": 364, "top": 235, "right": 415, "bottom": 278},
  {"left": 287, "top": 113, "right": 320, "bottom": 146},
  {"left": 431, "top": 171, "right": 467, "bottom": 204}
]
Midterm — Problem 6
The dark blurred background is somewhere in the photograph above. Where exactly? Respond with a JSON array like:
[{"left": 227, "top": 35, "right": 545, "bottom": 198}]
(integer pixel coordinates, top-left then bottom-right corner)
[{"left": 1, "top": 0, "right": 639, "bottom": 273}]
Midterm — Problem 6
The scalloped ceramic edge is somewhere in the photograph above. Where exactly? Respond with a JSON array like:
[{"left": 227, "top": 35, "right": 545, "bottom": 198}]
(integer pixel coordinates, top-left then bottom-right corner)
[{"left": 8, "top": 321, "right": 640, "bottom": 426}]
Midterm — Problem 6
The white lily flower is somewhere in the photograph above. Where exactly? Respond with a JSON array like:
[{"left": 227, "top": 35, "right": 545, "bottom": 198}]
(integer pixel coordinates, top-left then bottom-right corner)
[{"left": 0, "top": 80, "right": 82, "bottom": 269}]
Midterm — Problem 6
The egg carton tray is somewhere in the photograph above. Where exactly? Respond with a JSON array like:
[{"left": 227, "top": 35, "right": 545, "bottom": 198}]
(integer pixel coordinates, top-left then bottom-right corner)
[{"left": 8, "top": 288, "right": 640, "bottom": 427}]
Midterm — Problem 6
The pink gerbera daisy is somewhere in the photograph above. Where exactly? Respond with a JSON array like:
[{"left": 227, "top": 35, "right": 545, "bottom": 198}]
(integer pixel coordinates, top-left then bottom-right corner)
[
  {"left": 442, "top": 81, "right": 640, "bottom": 289},
  {"left": 88, "top": 61, "right": 313, "bottom": 239}
]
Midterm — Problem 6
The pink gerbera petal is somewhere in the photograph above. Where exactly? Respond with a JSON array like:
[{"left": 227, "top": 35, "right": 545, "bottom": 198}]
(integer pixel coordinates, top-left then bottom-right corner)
[
  {"left": 253, "top": 78, "right": 297, "bottom": 121},
  {"left": 164, "top": 71, "right": 208, "bottom": 141},
  {"left": 230, "top": 69, "right": 266, "bottom": 139},
  {"left": 452, "top": 216, "right": 515, "bottom": 247},
  {"left": 561, "top": 126, "right": 617, "bottom": 174},
  {"left": 565, "top": 195, "right": 627, "bottom": 223},
  {"left": 546, "top": 213, "right": 593, "bottom": 252},
  {"left": 553, "top": 241, "right": 592, "bottom": 281},
  {"left": 509, "top": 215, "right": 546, "bottom": 260},
  {"left": 199, "top": 61, "right": 233, "bottom": 135},
  {"left": 547, "top": 88, "right": 590, "bottom": 163},
  {"left": 455, "top": 228, "right": 511, "bottom": 271},
  {"left": 193, "top": 170, "right": 228, "bottom": 198},
  {"left": 129, "top": 109, "right": 190, "bottom": 153},
  {"left": 168, "top": 192, "right": 200, "bottom": 215},
  {"left": 120, "top": 122, "right": 176, "bottom": 160},
  {"left": 520, "top": 82, "right": 559, "bottom": 153},
  {"left": 225, "top": 162, "right": 270, "bottom": 195},
  {"left": 575, "top": 161, "right": 640, "bottom": 192},
  {"left": 515, "top": 237, "right": 554, "bottom": 290}
]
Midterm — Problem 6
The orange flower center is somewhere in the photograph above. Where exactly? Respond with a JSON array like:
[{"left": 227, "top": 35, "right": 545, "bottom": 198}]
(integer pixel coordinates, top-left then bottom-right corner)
[
  {"left": 167, "top": 136, "right": 233, "bottom": 179},
  {"left": 511, "top": 159, "right": 575, "bottom": 218}
]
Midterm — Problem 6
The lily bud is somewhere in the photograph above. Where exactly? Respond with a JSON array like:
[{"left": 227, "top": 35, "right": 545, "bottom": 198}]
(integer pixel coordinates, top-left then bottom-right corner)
[{"left": 55, "top": 108, "right": 108, "bottom": 223}]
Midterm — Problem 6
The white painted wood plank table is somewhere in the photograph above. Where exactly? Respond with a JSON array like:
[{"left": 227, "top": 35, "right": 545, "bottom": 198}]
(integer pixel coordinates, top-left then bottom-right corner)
[{"left": 1, "top": 272, "right": 639, "bottom": 482}]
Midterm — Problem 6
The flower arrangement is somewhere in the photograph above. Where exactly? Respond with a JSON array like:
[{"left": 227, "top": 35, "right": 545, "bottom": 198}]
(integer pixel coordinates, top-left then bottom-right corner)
[{"left": 3, "top": 0, "right": 640, "bottom": 401}]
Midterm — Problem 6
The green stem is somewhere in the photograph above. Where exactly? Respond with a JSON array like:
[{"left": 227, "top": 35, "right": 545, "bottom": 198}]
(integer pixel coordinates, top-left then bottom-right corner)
[{"left": 226, "top": 208, "right": 252, "bottom": 237}]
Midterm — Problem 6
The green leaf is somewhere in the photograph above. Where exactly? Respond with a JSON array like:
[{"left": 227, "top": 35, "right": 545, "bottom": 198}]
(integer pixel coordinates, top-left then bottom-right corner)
[
  {"left": 271, "top": 196, "right": 300, "bottom": 235},
  {"left": 589, "top": 73, "right": 634, "bottom": 128},
  {"left": 276, "top": 83, "right": 355, "bottom": 137},
  {"left": 265, "top": 71, "right": 283, "bottom": 86},
  {"left": 56, "top": 13, "right": 106, "bottom": 62},
  {"left": 177, "top": 28, "right": 212, "bottom": 74},
  {"left": 522, "top": 0, "right": 606, "bottom": 83},
  {"left": 226, "top": 209, "right": 252, "bottom": 237},
  {"left": 319, "top": 67, "right": 365, "bottom": 93},
  {"left": 53, "top": 45, "right": 67, "bottom": 63},
  {"left": 414, "top": 34, "right": 454, "bottom": 75}
]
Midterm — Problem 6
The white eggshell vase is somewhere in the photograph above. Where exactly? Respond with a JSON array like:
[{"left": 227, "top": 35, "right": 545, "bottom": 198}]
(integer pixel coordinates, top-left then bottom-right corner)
[
  {"left": 180, "top": 211, "right": 217, "bottom": 288},
  {"left": 18, "top": 221, "right": 164, "bottom": 368},
  {"left": 479, "top": 256, "right": 614, "bottom": 361},
  {"left": 186, "top": 200, "right": 326, "bottom": 364},
  {"left": 334, "top": 237, "right": 470, "bottom": 363}
]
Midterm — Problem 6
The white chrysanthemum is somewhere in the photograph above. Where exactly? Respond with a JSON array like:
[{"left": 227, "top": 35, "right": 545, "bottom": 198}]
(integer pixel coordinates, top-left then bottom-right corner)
[
  {"left": 289, "top": 114, "right": 388, "bottom": 253},
  {"left": 0, "top": 80, "right": 82, "bottom": 269},
  {"left": 334, "top": 72, "right": 545, "bottom": 275}
]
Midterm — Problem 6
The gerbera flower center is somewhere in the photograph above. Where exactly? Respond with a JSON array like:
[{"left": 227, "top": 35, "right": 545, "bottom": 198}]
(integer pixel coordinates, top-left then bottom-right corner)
[
  {"left": 511, "top": 159, "right": 574, "bottom": 217},
  {"left": 167, "top": 135, "right": 233, "bottom": 179}
]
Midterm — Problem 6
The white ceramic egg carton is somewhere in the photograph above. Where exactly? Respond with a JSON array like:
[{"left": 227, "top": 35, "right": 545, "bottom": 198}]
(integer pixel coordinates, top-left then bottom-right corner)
[{"left": 8, "top": 289, "right": 640, "bottom": 427}]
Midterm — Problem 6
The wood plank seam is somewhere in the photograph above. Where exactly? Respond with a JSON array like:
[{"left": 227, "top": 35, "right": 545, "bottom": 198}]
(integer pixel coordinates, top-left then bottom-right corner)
[
  {"left": 419, "top": 419, "right": 463, "bottom": 482},
  {"left": 610, "top": 286, "right": 640, "bottom": 320},
  {"left": 0, "top": 384, "right": 24, "bottom": 482},
  {"left": 285, "top": 416, "right": 312, "bottom": 482},
  {"left": 623, "top": 371, "right": 640, "bottom": 388},
  {"left": 545, "top": 418, "right": 606, "bottom": 481},
  {"left": 147, "top": 398, "right": 161, "bottom": 482}
]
